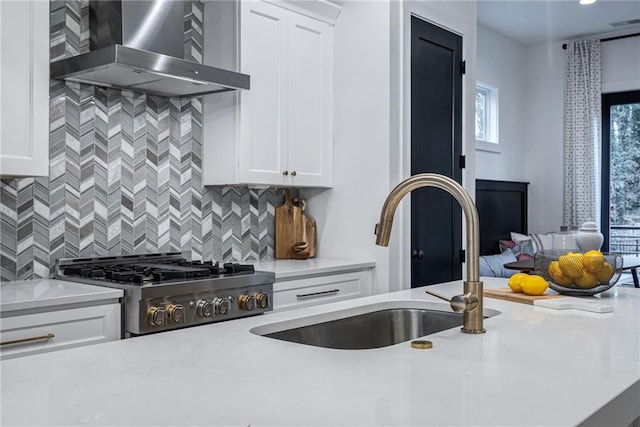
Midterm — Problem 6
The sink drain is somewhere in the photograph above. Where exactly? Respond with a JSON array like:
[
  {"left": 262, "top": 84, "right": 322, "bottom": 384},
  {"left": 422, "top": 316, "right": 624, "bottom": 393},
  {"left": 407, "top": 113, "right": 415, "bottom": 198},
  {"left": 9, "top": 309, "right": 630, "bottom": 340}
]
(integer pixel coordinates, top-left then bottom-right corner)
[{"left": 410, "top": 340, "right": 433, "bottom": 349}]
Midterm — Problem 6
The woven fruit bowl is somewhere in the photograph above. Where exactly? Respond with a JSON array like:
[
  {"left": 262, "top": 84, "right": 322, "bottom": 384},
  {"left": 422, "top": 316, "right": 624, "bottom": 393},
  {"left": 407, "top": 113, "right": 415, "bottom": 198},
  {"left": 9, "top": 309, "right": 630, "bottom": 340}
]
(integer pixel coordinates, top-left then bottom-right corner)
[{"left": 534, "top": 250, "right": 623, "bottom": 296}]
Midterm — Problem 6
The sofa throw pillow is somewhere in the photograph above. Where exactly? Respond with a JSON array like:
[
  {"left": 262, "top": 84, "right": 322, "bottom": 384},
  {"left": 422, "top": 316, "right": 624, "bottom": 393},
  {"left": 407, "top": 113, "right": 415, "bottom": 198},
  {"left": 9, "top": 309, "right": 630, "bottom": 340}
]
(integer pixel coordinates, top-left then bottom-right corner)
[
  {"left": 510, "top": 232, "right": 554, "bottom": 253},
  {"left": 499, "top": 239, "right": 516, "bottom": 253},
  {"left": 479, "top": 250, "right": 517, "bottom": 278},
  {"left": 500, "top": 239, "right": 534, "bottom": 260}
]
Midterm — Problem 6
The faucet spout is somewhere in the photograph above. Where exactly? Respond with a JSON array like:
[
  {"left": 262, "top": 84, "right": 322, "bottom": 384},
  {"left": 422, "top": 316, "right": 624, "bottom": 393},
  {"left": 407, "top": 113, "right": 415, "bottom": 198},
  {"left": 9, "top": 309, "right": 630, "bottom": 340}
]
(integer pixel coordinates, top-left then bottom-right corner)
[{"left": 375, "top": 173, "right": 485, "bottom": 334}]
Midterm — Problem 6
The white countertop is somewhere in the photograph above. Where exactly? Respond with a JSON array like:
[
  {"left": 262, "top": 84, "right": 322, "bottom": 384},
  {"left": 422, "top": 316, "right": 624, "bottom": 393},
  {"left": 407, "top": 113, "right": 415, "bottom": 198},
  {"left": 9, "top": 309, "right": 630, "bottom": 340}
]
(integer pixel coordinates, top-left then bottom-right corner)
[
  {"left": 253, "top": 257, "right": 375, "bottom": 279},
  {"left": 1, "top": 278, "right": 639, "bottom": 426},
  {"left": 0, "top": 279, "right": 123, "bottom": 313}
]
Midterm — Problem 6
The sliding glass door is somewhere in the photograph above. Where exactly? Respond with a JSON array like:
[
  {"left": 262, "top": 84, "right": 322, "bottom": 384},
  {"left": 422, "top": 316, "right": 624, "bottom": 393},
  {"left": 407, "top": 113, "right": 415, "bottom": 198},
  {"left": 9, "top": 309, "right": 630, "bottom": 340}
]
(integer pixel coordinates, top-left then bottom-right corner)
[{"left": 601, "top": 90, "right": 640, "bottom": 254}]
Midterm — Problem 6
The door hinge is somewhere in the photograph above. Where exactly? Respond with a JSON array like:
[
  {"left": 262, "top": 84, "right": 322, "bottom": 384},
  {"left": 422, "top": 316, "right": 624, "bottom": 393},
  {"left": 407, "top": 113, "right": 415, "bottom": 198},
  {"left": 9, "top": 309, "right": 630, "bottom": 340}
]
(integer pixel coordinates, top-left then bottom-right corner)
[
  {"left": 460, "top": 60, "right": 466, "bottom": 75},
  {"left": 459, "top": 249, "right": 466, "bottom": 264},
  {"left": 459, "top": 155, "right": 466, "bottom": 169}
]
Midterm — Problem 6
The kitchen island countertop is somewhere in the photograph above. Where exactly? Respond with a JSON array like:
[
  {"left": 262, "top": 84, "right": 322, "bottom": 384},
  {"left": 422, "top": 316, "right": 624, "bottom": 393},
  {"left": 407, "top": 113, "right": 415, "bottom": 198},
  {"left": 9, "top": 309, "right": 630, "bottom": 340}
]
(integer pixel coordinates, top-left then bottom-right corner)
[{"left": 1, "top": 277, "right": 639, "bottom": 426}]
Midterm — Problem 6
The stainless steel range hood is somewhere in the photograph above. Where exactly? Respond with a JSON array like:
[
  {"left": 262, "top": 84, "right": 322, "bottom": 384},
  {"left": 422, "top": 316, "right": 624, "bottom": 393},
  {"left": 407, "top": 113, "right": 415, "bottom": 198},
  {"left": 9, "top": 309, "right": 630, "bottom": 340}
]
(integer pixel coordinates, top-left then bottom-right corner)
[{"left": 50, "top": 0, "right": 249, "bottom": 98}]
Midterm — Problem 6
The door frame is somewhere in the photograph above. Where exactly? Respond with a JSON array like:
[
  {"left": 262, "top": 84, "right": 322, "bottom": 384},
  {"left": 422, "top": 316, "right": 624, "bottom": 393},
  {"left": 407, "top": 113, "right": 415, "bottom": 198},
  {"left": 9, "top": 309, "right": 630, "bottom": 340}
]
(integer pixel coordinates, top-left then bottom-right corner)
[
  {"left": 409, "top": 16, "right": 463, "bottom": 286},
  {"left": 387, "top": 3, "right": 476, "bottom": 292},
  {"left": 600, "top": 90, "right": 640, "bottom": 251}
]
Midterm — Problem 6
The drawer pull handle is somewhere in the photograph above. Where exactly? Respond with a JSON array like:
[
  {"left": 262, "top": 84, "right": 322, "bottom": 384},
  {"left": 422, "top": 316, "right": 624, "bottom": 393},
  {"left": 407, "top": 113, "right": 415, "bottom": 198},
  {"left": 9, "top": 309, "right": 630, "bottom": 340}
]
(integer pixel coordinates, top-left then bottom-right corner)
[
  {"left": 1, "top": 333, "right": 55, "bottom": 346},
  {"left": 296, "top": 289, "right": 340, "bottom": 300}
]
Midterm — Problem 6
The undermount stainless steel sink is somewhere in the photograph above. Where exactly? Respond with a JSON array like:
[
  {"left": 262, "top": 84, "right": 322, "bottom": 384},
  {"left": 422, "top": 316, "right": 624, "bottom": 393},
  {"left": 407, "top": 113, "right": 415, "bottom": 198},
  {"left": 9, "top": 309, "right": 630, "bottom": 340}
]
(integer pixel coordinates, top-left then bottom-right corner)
[{"left": 250, "top": 300, "right": 499, "bottom": 350}]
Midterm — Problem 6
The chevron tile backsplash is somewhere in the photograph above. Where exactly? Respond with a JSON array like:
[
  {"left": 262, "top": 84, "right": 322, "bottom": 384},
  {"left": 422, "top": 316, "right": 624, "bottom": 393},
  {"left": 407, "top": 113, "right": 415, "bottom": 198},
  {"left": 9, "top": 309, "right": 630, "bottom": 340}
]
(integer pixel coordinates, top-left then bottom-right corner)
[{"left": 0, "top": 1, "right": 282, "bottom": 282}]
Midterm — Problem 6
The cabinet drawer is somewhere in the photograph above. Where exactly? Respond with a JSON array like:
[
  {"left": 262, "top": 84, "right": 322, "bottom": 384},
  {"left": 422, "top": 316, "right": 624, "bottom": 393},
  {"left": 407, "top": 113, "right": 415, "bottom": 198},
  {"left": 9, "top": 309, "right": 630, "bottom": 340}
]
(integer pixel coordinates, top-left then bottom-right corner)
[
  {"left": 273, "top": 271, "right": 368, "bottom": 311},
  {"left": 0, "top": 304, "right": 121, "bottom": 360}
]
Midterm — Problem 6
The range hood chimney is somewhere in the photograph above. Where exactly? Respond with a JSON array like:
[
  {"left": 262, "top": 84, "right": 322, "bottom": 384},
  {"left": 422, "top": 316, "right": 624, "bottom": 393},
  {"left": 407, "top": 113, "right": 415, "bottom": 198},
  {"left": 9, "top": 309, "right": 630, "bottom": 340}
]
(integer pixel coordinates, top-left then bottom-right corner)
[{"left": 50, "top": 0, "right": 249, "bottom": 98}]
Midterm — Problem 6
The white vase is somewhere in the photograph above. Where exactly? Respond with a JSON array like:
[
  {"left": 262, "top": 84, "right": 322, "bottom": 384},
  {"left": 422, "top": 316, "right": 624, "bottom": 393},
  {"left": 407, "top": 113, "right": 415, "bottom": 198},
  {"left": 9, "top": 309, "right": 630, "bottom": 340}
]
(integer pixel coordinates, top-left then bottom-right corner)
[{"left": 575, "top": 221, "right": 604, "bottom": 252}]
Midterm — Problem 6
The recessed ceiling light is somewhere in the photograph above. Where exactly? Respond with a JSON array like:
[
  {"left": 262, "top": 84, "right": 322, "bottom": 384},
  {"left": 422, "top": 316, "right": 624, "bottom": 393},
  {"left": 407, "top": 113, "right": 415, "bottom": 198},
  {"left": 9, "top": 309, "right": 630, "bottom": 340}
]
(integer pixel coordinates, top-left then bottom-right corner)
[{"left": 580, "top": 0, "right": 597, "bottom": 4}]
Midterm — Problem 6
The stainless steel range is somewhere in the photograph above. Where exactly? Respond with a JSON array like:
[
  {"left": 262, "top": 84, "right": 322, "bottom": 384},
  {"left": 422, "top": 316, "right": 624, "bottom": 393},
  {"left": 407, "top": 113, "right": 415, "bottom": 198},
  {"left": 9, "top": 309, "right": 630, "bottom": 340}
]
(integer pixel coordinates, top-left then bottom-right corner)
[{"left": 56, "top": 253, "right": 274, "bottom": 337}]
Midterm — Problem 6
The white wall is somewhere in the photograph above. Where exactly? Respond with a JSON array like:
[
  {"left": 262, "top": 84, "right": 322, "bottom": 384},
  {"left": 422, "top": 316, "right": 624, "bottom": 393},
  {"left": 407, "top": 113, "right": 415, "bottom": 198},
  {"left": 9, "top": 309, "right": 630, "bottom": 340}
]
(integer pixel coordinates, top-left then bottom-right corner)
[
  {"left": 475, "top": 25, "right": 528, "bottom": 182},
  {"left": 294, "top": 8, "right": 638, "bottom": 293},
  {"left": 394, "top": 0, "right": 477, "bottom": 288},
  {"left": 523, "top": 42, "right": 566, "bottom": 234},
  {"left": 306, "top": 0, "right": 477, "bottom": 293},
  {"left": 303, "top": 0, "right": 392, "bottom": 295},
  {"left": 522, "top": 36, "right": 640, "bottom": 235}
]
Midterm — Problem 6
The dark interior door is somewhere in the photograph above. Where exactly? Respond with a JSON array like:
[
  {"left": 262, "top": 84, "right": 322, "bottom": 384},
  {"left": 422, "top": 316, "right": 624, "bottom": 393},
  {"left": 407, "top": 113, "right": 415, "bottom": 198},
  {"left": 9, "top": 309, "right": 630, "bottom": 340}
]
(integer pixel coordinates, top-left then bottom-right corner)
[{"left": 410, "top": 16, "right": 463, "bottom": 287}]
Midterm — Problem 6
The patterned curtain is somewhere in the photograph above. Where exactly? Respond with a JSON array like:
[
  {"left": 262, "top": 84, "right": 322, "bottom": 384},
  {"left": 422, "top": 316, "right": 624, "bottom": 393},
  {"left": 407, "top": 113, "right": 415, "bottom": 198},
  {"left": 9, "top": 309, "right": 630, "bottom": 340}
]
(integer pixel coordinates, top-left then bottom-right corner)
[{"left": 563, "top": 40, "right": 602, "bottom": 228}]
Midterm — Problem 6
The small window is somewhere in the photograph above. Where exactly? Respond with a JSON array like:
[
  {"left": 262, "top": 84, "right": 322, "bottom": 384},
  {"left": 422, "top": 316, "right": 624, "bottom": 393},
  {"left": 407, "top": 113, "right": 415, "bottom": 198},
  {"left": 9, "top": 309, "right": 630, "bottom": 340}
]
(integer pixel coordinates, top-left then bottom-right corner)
[{"left": 475, "top": 82, "right": 499, "bottom": 152}]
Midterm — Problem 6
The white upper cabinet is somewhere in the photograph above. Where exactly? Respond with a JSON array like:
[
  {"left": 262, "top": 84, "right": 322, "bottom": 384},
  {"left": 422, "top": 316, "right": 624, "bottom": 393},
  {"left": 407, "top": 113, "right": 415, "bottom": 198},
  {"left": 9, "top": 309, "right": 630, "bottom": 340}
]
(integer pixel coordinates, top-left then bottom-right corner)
[
  {"left": 0, "top": 1, "right": 50, "bottom": 177},
  {"left": 203, "top": 0, "right": 339, "bottom": 188}
]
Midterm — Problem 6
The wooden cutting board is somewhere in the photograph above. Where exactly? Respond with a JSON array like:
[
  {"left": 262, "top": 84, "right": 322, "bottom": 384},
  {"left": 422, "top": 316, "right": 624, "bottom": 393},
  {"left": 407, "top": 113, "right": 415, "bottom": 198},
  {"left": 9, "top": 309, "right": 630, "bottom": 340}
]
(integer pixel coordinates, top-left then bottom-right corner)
[
  {"left": 483, "top": 288, "right": 565, "bottom": 305},
  {"left": 275, "top": 190, "right": 316, "bottom": 259},
  {"left": 291, "top": 215, "right": 315, "bottom": 260},
  {"left": 303, "top": 216, "right": 316, "bottom": 258},
  {"left": 275, "top": 190, "right": 303, "bottom": 259}
]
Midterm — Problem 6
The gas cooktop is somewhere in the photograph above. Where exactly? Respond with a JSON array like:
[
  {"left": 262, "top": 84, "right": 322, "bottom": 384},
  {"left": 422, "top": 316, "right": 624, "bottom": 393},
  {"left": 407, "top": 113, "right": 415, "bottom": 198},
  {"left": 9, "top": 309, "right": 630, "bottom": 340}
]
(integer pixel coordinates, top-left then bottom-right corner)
[{"left": 56, "top": 253, "right": 275, "bottom": 337}]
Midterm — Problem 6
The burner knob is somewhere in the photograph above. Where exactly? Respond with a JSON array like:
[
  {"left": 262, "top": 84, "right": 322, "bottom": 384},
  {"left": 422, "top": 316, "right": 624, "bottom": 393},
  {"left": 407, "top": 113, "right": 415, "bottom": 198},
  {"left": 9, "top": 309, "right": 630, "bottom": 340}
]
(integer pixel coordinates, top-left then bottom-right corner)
[
  {"left": 196, "top": 300, "right": 213, "bottom": 318},
  {"left": 238, "top": 294, "right": 256, "bottom": 311},
  {"left": 213, "top": 297, "right": 231, "bottom": 315},
  {"left": 166, "top": 304, "right": 185, "bottom": 323},
  {"left": 255, "top": 292, "right": 270, "bottom": 309},
  {"left": 147, "top": 306, "right": 166, "bottom": 327}
]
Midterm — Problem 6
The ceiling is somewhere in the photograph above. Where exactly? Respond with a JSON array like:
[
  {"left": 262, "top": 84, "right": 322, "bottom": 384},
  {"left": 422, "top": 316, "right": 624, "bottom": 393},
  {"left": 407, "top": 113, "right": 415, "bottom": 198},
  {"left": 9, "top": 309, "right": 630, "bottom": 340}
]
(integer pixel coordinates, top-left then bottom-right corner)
[{"left": 477, "top": 0, "right": 640, "bottom": 46}]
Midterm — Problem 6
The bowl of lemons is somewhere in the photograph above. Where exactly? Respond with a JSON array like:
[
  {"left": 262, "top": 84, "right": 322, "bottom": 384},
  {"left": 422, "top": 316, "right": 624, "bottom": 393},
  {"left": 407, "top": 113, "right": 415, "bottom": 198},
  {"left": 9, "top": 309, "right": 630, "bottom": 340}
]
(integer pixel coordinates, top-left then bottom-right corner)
[{"left": 533, "top": 250, "right": 623, "bottom": 296}]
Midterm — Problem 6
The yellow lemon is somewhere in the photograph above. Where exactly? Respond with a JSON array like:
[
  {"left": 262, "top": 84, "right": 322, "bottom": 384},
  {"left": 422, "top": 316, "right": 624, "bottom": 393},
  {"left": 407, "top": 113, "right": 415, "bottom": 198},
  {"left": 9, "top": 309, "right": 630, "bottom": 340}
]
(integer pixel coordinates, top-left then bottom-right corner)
[
  {"left": 582, "top": 250, "right": 605, "bottom": 273},
  {"left": 548, "top": 261, "right": 574, "bottom": 287},
  {"left": 584, "top": 250, "right": 603, "bottom": 256},
  {"left": 508, "top": 272, "right": 528, "bottom": 292},
  {"left": 558, "top": 253, "right": 584, "bottom": 279},
  {"left": 520, "top": 275, "right": 549, "bottom": 296},
  {"left": 575, "top": 271, "right": 598, "bottom": 289},
  {"left": 595, "top": 262, "right": 615, "bottom": 283}
]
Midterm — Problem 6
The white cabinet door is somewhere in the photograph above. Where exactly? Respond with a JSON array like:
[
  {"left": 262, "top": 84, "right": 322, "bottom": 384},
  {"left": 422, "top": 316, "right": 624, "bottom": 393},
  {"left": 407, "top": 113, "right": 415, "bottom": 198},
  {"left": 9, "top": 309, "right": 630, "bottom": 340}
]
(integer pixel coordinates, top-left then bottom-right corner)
[
  {"left": 286, "top": 12, "right": 332, "bottom": 187},
  {"left": 0, "top": 1, "right": 49, "bottom": 177},
  {"left": 238, "top": 1, "right": 289, "bottom": 186}
]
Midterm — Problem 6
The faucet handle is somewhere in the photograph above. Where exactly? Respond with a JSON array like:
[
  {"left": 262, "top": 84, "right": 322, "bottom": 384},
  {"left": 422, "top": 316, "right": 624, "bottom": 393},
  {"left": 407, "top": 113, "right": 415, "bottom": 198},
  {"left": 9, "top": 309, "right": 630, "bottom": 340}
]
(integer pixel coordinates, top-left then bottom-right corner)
[
  {"left": 424, "top": 289, "right": 450, "bottom": 303},
  {"left": 425, "top": 290, "right": 479, "bottom": 313},
  {"left": 450, "top": 293, "right": 479, "bottom": 313}
]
